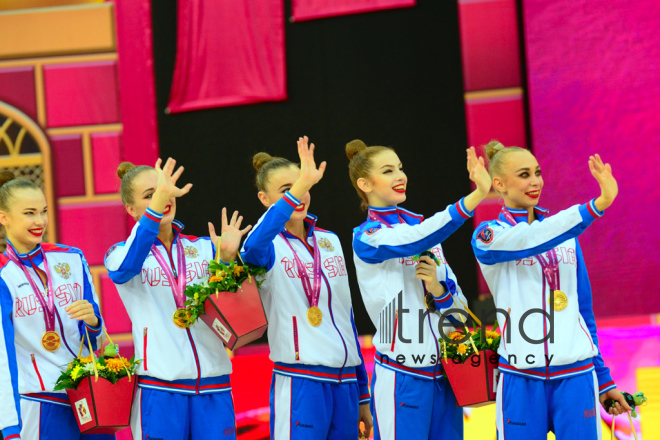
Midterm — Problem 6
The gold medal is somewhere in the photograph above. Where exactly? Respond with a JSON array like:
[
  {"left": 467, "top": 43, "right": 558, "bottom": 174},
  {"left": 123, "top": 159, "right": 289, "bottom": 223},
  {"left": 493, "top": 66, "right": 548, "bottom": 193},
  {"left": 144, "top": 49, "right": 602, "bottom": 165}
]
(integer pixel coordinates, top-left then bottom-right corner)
[
  {"left": 307, "top": 306, "right": 322, "bottom": 326},
  {"left": 173, "top": 309, "right": 191, "bottom": 328},
  {"left": 551, "top": 290, "right": 568, "bottom": 311},
  {"left": 41, "top": 331, "right": 60, "bottom": 352}
]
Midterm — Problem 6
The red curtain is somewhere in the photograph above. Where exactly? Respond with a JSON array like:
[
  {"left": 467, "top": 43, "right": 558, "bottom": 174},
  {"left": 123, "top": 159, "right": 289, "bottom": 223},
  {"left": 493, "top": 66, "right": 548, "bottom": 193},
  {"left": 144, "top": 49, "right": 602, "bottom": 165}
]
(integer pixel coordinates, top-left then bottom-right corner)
[
  {"left": 167, "top": 0, "right": 286, "bottom": 113},
  {"left": 291, "top": 0, "right": 415, "bottom": 22}
]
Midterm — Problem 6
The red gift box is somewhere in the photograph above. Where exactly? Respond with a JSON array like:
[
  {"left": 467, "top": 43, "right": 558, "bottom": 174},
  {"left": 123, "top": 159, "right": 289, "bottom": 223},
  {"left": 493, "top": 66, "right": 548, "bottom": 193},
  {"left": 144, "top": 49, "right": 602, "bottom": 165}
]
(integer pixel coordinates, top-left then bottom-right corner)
[
  {"left": 65, "top": 375, "right": 137, "bottom": 434},
  {"left": 442, "top": 349, "right": 499, "bottom": 407},
  {"left": 201, "top": 279, "right": 268, "bottom": 350}
]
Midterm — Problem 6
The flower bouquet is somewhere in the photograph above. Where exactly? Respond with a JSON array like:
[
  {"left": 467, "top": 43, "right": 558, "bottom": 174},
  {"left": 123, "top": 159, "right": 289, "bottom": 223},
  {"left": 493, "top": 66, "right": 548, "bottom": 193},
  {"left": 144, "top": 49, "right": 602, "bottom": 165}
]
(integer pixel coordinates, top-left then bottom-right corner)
[
  {"left": 184, "top": 249, "right": 268, "bottom": 350},
  {"left": 54, "top": 329, "right": 139, "bottom": 434},
  {"left": 440, "top": 307, "right": 501, "bottom": 407}
]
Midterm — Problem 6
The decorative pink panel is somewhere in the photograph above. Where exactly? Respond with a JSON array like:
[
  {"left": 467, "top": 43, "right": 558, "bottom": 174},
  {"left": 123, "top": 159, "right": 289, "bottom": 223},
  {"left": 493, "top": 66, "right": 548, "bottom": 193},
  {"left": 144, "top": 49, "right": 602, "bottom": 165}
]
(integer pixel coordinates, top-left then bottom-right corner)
[
  {"left": 91, "top": 132, "right": 122, "bottom": 194},
  {"left": 524, "top": 0, "right": 660, "bottom": 317},
  {"left": 44, "top": 61, "right": 121, "bottom": 128},
  {"left": 473, "top": 197, "right": 502, "bottom": 293},
  {"left": 458, "top": 0, "right": 521, "bottom": 91},
  {"left": 50, "top": 134, "right": 85, "bottom": 197},
  {"left": 465, "top": 95, "right": 526, "bottom": 149},
  {"left": 0, "top": 66, "right": 38, "bottom": 121},
  {"left": 100, "top": 272, "right": 132, "bottom": 334},
  {"left": 57, "top": 201, "right": 127, "bottom": 266}
]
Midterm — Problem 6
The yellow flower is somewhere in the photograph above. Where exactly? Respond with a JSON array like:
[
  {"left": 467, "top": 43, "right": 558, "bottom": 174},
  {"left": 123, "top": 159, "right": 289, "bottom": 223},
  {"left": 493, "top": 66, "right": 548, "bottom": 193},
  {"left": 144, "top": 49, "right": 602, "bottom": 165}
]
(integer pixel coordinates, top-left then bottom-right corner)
[
  {"left": 233, "top": 266, "right": 245, "bottom": 277},
  {"left": 457, "top": 344, "right": 467, "bottom": 354},
  {"left": 78, "top": 355, "right": 93, "bottom": 364},
  {"left": 194, "top": 292, "right": 199, "bottom": 300},
  {"left": 487, "top": 338, "right": 494, "bottom": 345},
  {"left": 209, "top": 275, "right": 224, "bottom": 283},
  {"left": 448, "top": 331, "right": 464, "bottom": 341},
  {"left": 486, "top": 331, "right": 500, "bottom": 339},
  {"left": 71, "top": 365, "right": 84, "bottom": 380}
]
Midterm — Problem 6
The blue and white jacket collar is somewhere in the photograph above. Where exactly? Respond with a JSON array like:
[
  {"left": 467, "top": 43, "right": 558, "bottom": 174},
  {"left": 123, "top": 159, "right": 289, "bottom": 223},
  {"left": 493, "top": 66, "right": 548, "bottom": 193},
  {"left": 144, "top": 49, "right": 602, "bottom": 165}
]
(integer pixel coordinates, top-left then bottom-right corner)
[
  {"left": 152, "top": 218, "right": 185, "bottom": 247},
  {"left": 367, "top": 205, "right": 425, "bottom": 227},
  {"left": 6, "top": 240, "right": 43, "bottom": 266},
  {"left": 282, "top": 212, "right": 318, "bottom": 241},
  {"left": 499, "top": 205, "right": 550, "bottom": 226}
]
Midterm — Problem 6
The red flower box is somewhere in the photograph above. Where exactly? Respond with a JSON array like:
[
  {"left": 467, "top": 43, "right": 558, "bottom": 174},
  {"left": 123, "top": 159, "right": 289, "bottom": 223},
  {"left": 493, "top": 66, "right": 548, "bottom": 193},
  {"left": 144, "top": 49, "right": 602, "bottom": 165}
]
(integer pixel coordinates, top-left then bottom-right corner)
[
  {"left": 201, "top": 279, "right": 268, "bottom": 350},
  {"left": 65, "top": 375, "right": 137, "bottom": 434},
  {"left": 441, "top": 349, "right": 499, "bottom": 407}
]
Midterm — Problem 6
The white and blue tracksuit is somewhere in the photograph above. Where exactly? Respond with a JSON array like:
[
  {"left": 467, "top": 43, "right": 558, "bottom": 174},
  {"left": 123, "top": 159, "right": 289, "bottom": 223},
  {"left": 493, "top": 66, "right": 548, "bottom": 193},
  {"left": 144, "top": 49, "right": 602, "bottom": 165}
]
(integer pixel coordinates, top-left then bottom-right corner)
[
  {"left": 104, "top": 209, "right": 236, "bottom": 440},
  {"left": 352, "top": 199, "right": 474, "bottom": 440},
  {"left": 472, "top": 201, "right": 615, "bottom": 439},
  {"left": 0, "top": 242, "right": 108, "bottom": 440},
  {"left": 241, "top": 191, "right": 370, "bottom": 440}
]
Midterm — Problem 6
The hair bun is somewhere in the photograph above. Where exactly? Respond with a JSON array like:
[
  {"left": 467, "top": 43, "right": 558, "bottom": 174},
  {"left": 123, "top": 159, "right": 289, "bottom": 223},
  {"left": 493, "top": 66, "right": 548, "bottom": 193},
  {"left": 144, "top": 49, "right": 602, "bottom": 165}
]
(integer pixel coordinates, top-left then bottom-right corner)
[
  {"left": 0, "top": 170, "right": 15, "bottom": 187},
  {"left": 484, "top": 140, "right": 505, "bottom": 161},
  {"left": 253, "top": 152, "right": 275, "bottom": 172},
  {"left": 117, "top": 162, "right": 136, "bottom": 180},
  {"left": 346, "top": 139, "right": 368, "bottom": 160}
]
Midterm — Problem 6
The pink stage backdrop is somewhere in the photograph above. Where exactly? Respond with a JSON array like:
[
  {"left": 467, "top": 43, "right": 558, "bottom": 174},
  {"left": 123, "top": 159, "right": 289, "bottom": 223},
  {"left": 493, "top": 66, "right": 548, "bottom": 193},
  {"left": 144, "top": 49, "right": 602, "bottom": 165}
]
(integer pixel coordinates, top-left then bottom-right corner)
[
  {"left": 167, "top": 0, "right": 286, "bottom": 113},
  {"left": 291, "top": 0, "right": 415, "bottom": 22},
  {"left": 523, "top": 0, "right": 660, "bottom": 317}
]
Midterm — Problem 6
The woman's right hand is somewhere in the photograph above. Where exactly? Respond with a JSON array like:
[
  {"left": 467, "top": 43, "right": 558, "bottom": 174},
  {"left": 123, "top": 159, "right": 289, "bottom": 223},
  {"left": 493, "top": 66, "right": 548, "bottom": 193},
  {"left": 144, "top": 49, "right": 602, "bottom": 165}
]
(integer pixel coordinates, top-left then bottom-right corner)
[
  {"left": 289, "top": 136, "right": 326, "bottom": 201},
  {"left": 589, "top": 154, "right": 618, "bottom": 211},
  {"left": 151, "top": 157, "right": 193, "bottom": 212},
  {"left": 463, "top": 147, "right": 492, "bottom": 212}
]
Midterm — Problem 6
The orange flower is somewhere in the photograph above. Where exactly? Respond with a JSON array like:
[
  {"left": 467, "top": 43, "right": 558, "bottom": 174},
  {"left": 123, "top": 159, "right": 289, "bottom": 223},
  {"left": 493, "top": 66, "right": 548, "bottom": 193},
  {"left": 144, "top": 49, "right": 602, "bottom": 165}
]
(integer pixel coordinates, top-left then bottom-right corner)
[
  {"left": 105, "top": 357, "right": 133, "bottom": 373},
  {"left": 209, "top": 275, "right": 224, "bottom": 283},
  {"left": 78, "top": 355, "right": 93, "bottom": 364},
  {"left": 233, "top": 266, "right": 245, "bottom": 277},
  {"left": 457, "top": 344, "right": 467, "bottom": 354},
  {"left": 448, "top": 331, "right": 465, "bottom": 341}
]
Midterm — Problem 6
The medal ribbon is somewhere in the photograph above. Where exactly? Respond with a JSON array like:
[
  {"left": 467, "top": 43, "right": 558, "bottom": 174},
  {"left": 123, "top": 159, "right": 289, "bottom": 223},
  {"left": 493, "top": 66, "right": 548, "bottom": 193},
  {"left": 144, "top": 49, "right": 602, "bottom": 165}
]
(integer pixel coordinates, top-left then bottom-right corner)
[
  {"left": 280, "top": 232, "right": 322, "bottom": 309},
  {"left": 6, "top": 246, "right": 56, "bottom": 332},
  {"left": 501, "top": 208, "right": 560, "bottom": 291},
  {"left": 150, "top": 236, "right": 187, "bottom": 309}
]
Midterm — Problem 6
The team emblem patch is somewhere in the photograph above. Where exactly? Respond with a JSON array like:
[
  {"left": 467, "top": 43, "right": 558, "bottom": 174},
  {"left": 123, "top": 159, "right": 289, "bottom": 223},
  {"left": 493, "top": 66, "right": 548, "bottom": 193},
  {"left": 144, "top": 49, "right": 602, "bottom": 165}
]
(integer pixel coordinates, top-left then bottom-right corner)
[
  {"left": 364, "top": 227, "right": 380, "bottom": 236},
  {"left": 317, "top": 237, "right": 334, "bottom": 251},
  {"left": 477, "top": 227, "right": 494, "bottom": 244},
  {"left": 55, "top": 263, "right": 71, "bottom": 279},
  {"left": 184, "top": 246, "right": 199, "bottom": 258}
]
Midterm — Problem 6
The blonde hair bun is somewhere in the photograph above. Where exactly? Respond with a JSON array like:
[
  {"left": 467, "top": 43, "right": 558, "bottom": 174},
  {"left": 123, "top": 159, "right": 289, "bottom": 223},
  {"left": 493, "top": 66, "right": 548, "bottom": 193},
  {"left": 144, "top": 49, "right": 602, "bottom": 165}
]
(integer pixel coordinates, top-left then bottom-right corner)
[
  {"left": 345, "top": 139, "right": 368, "bottom": 160},
  {"left": 117, "top": 162, "right": 137, "bottom": 180},
  {"left": 0, "top": 170, "right": 16, "bottom": 187},
  {"left": 484, "top": 140, "right": 506, "bottom": 161},
  {"left": 253, "top": 152, "right": 275, "bottom": 171}
]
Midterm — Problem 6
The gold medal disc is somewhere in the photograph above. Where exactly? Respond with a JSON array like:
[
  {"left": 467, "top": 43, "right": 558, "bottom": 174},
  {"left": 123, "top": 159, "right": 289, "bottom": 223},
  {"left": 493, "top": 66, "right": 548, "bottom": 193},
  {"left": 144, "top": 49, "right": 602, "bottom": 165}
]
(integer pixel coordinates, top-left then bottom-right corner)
[
  {"left": 307, "top": 306, "right": 322, "bottom": 326},
  {"left": 41, "top": 331, "right": 61, "bottom": 351},
  {"left": 173, "top": 309, "right": 192, "bottom": 328},
  {"left": 551, "top": 290, "right": 568, "bottom": 311}
]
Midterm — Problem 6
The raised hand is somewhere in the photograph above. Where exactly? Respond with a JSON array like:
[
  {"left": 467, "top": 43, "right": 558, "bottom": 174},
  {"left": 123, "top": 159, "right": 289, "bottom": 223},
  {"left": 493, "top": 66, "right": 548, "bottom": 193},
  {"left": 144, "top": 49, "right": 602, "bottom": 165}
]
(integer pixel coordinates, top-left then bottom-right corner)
[
  {"left": 463, "top": 147, "right": 492, "bottom": 212},
  {"left": 289, "top": 136, "right": 327, "bottom": 201},
  {"left": 151, "top": 158, "right": 193, "bottom": 213},
  {"left": 209, "top": 208, "right": 252, "bottom": 263},
  {"left": 589, "top": 154, "right": 618, "bottom": 211}
]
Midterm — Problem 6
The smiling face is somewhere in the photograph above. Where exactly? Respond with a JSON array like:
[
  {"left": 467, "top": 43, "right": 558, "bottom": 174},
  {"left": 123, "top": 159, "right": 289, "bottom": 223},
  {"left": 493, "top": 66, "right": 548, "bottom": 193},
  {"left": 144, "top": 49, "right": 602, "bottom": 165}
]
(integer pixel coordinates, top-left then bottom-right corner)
[
  {"left": 493, "top": 150, "right": 544, "bottom": 210},
  {"left": 0, "top": 187, "right": 48, "bottom": 253},
  {"left": 125, "top": 170, "right": 176, "bottom": 224},
  {"left": 258, "top": 164, "right": 310, "bottom": 221},
  {"left": 357, "top": 150, "right": 407, "bottom": 208}
]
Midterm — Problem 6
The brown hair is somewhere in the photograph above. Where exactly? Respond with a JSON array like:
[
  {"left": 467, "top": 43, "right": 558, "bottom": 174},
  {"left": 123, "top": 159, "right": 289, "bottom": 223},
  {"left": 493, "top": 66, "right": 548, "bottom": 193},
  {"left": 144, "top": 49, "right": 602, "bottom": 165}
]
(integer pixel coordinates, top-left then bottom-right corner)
[
  {"left": 117, "top": 162, "right": 154, "bottom": 205},
  {"left": 253, "top": 152, "right": 297, "bottom": 192},
  {"left": 0, "top": 171, "right": 41, "bottom": 212},
  {"left": 345, "top": 139, "right": 394, "bottom": 210},
  {"left": 483, "top": 140, "right": 530, "bottom": 179}
]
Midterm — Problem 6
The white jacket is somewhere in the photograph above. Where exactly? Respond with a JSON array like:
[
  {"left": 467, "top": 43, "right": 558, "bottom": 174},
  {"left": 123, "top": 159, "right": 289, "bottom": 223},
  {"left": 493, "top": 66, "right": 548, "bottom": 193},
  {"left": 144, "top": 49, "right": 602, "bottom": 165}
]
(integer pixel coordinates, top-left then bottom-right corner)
[
  {"left": 352, "top": 199, "right": 472, "bottom": 379},
  {"left": 0, "top": 242, "right": 104, "bottom": 439},
  {"left": 472, "top": 201, "right": 615, "bottom": 394},
  {"left": 241, "top": 191, "right": 369, "bottom": 403},
  {"left": 105, "top": 208, "right": 232, "bottom": 395}
]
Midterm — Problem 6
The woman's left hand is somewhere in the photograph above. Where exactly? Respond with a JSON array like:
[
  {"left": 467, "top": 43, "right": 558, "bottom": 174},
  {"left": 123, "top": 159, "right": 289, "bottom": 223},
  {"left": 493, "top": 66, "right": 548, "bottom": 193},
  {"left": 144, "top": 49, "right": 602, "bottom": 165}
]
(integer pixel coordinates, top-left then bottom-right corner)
[
  {"left": 415, "top": 256, "right": 445, "bottom": 297},
  {"left": 66, "top": 300, "right": 99, "bottom": 327},
  {"left": 358, "top": 403, "right": 373, "bottom": 439},
  {"left": 209, "top": 208, "right": 252, "bottom": 263}
]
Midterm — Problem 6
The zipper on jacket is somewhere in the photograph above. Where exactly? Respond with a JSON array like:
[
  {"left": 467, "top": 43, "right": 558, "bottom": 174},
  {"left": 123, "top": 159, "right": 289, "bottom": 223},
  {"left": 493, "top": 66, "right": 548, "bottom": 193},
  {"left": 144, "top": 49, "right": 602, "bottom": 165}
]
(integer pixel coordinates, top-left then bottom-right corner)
[
  {"left": 143, "top": 327, "right": 148, "bottom": 371},
  {"left": 390, "top": 310, "right": 398, "bottom": 352},
  {"left": 292, "top": 316, "right": 300, "bottom": 361},
  {"left": 31, "top": 354, "right": 45, "bottom": 391}
]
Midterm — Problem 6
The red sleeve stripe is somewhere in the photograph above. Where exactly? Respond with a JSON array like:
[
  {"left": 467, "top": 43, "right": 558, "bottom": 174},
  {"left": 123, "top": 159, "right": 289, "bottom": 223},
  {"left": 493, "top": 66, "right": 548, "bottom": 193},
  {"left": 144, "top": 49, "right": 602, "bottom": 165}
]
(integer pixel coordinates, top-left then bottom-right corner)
[
  {"left": 143, "top": 211, "right": 161, "bottom": 222},
  {"left": 599, "top": 380, "right": 615, "bottom": 390},
  {"left": 456, "top": 202, "right": 470, "bottom": 219}
]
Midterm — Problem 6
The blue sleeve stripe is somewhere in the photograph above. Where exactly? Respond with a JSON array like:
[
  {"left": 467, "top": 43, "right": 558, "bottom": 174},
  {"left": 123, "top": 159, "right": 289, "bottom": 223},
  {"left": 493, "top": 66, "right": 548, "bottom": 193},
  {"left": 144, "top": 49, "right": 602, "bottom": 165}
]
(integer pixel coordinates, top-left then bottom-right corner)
[
  {"left": 586, "top": 199, "right": 604, "bottom": 218},
  {"left": 140, "top": 210, "right": 162, "bottom": 230},
  {"left": 283, "top": 191, "right": 301, "bottom": 208},
  {"left": 0, "top": 277, "right": 21, "bottom": 433},
  {"left": 457, "top": 197, "right": 473, "bottom": 219},
  {"left": 472, "top": 221, "right": 592, "bottom": 266},
  {"left": 354, "top": 219, "right": 465, "bottom": 264}
]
